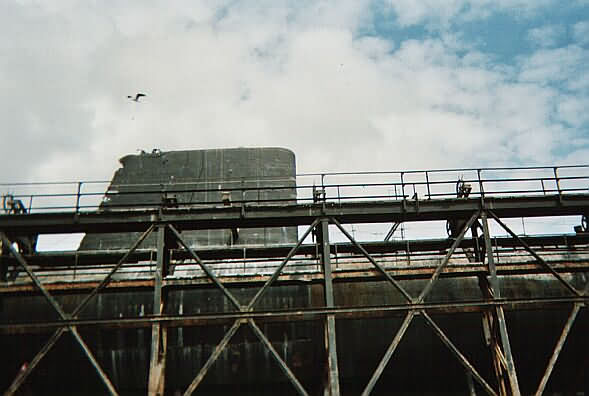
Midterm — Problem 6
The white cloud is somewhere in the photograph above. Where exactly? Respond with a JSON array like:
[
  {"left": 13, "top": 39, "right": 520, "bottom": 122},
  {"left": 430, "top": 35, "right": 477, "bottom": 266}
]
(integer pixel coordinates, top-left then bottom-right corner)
[
  {"left": 0, "top": 0, "right": 586, "bottom": 191},
  {"left": 573, "top": 20, "right": 589, "bottom": 45},
  {"left": 518, "top": 45, "right": 589, "bottom": 89},
  {"left": 386, "top": 0, "right": 555, "bottom": 28},
  {"left": 527, "top": 24, "right": 564, "bottom": 48}
]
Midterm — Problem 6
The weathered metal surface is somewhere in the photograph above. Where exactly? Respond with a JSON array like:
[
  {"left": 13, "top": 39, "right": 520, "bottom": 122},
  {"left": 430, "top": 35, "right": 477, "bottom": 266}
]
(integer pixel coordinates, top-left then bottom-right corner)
[
  {"left": 2, "top": 276, "right": 588, "bottom": 392},
  {"left": 534, "top": 303, "right": 581, "bottom": 396},
  {"left": 78, "top": 148, "right": 298, "bottom": 250},
  {"left": 3, "top": 233, "right": 589, "bottom": 269},
  {"left": 482, "top": 211, "right": 520, "bottom": 396},
  {"left": 1, "top": 259, "right": 588, "bottom": 296},
  {"left": 1, "top": 295, "right": 587, "bottom": 334},
  {"left": 361, "top": 311, "right": 415, "bottom": 395},
  {"left": 3, "top": 194, "right": 589, "bottom": 236},
  {"left": 148, "top": 226, "right": 168, "bottom": 396},
  {"left": 421, "top": 311, "right": 498, "bottom": 396},
  {"left": 2, "top": 159, "right": 589, "bottom": 394},
  {"left": 489, "top": 211, "right": 582, "bottom": 297},
  {"left": 1, "top": 232, "right": 118, "bottom": 396},
  {"left": 319, "top": 219, "right": 340, "bottom": 395}
]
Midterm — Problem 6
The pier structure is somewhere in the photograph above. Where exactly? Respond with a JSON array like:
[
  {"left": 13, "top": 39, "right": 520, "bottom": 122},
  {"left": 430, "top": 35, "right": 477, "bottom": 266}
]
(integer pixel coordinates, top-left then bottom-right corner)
[{"left": 1, "top": 157, "right": 588, "bottom": 395}]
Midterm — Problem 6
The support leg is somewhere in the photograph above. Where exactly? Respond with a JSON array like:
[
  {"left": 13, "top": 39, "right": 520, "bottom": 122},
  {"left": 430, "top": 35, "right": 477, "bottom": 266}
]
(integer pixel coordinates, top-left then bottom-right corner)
[
  {"left": 481, "top": 212, "right": 521, "bottom": 396},
  {"left": 149, "top": 225, "right": 169, "bottom": 396},
  {"left": 319, "top": 219, "right": 340, "bottom": 396}
]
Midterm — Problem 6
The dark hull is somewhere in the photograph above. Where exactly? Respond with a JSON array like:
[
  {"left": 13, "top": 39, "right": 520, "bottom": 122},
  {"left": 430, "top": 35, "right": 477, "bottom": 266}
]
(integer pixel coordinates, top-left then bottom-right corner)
[{"left": 2, "top": 275, "right": 587, "bottom": 395}]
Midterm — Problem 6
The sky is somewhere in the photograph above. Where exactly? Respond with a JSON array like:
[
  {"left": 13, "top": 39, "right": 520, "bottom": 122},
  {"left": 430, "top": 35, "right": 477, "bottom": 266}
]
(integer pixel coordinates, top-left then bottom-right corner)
[
  {"left": 1, "top": 0, "right": 589, "bottom": 183},
  {"left": 1, "top": 0, "right": 589, "bottom": 248}
]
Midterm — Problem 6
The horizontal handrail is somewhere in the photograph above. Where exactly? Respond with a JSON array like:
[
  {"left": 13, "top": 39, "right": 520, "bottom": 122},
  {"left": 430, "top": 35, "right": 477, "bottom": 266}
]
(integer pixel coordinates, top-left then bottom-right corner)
[{"left": 1, "top": 165, "right": 588, "bottom": 214}]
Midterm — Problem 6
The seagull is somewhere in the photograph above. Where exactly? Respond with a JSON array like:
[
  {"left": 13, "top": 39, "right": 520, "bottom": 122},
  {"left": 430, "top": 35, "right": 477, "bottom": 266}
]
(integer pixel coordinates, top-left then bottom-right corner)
[{"left": 127, "top": 93, "right": 146, "bottom": 102}]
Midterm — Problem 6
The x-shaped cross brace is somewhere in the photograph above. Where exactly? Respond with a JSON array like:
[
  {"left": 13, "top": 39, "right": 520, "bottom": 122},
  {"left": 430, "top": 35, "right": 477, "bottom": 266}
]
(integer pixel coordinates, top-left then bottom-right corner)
[{"left": 2, "top": 225, "right": 155, "bottom": 396}]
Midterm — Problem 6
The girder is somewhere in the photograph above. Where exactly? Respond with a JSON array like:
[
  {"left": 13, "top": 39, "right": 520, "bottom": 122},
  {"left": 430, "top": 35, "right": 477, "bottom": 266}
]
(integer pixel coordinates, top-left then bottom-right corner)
[
  {"left": 1, "top": 194, "right": 588, "bottom": 235},
  {"left": 1, "top": 194, "right": 589, "bottom": 395}
]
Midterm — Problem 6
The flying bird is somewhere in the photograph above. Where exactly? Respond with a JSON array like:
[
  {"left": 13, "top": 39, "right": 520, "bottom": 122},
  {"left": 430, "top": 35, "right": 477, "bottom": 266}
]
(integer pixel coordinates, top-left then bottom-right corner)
[{"left": 128, "top": 93, "right": 146, "bottom": 102}]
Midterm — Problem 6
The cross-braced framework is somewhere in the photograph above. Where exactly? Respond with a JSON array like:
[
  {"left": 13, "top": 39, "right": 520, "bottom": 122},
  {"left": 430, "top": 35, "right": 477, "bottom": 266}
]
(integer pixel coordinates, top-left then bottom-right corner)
[{"left": 1, "top": 166, "right": 589, "bottom": 395}]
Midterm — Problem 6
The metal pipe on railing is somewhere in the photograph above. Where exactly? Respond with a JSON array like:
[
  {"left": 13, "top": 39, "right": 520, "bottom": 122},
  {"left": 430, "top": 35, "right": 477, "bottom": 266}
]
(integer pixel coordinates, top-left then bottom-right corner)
[
  {"left": 554, "top": 167, "right": 562, "bottom": 199},
  {"left": 3, "top": 165, "right": 589, "bottom": 213},
  {"left": 425, "top": 171, "right": 431, "bottom": 200},
  {"left": 75, "top": 182, "right": 82, "bottom": 213}
]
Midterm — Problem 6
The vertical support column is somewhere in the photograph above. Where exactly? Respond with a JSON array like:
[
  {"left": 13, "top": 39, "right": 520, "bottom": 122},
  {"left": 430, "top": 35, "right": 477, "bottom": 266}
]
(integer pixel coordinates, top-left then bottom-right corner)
[
  {"left": 319, "top": 218, "right": 340, "bottom": 395},
  {"left": 149, "top": 225, "right": 168, "bottom": 396},
  {"left": 481, "top": 212, "right": 520, "bottom": 396},
  {"left": 478, "top": 277, "right": 509, "bottom": 396}
]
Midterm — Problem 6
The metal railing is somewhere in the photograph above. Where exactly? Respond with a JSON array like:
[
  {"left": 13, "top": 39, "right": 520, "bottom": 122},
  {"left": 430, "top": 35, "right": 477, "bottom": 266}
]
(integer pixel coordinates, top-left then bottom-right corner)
[{"left": 1, "top": 165, "right": 588, "bottom": 214}]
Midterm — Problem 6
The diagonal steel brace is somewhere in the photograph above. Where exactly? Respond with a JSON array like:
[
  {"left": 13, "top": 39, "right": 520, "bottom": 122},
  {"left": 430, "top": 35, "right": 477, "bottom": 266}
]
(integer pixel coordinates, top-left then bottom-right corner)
[
  {"left": 248, "top": 319, "right": 309, "bottom": 396},
  {"left": 169, "top": 224, "right": 242, "bottom": 310},
  {"left": 487, "top": 211, "right": 581, "bottom": 297},
  {"left": 421, "top": 311, "right": 498, "bottom": 396},
  {"left": 2, "top": 226, "right": 154, "bottom": 395},
  {"left": 247, "top": 219, "right": 320, "bottom": 309},
  {"left": 415, "top": 211, "right": 480, "bottom": 304},
  {"left": 361, "top": 310, "right": 415, "bottom": 396},
  {"left": 534, "top": 303, "right": 582, "bottom": 396},
  {"left": 183, "top": 319, "right": 244, "bottom": 395},
  {"left": 0, "top": 232, "right": 118, "bottom": 396},
  {"left": 330, "top": 217, "right": 413, "bottom": 303},
  {"left": 182, "top": 221, "right": 319, "bottom": 394}
]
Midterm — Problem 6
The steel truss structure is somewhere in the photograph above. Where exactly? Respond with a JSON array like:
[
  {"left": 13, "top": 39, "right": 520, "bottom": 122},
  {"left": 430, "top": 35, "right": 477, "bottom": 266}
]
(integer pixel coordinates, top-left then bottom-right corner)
[{"left": 1, "top": 180, "right": 589, "bottom": 395}]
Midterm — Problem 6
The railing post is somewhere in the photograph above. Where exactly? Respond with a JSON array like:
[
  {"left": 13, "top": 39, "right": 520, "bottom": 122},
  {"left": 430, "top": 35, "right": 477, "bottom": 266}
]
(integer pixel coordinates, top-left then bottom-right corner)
[
  {"left": 400, "top": 172, "right": 405, "bottom": 200},
  {"left": 477, "top": 169, "right": 485, "bottom": 198},
  {"left": 75, "top": 182, "right": 83, "bottom": 213},
  {"left": 554, "top": 167, "right": 562, "bottom": 201},
  {"left": 425, "top": 171, "right": 431, "bottom": 199}
]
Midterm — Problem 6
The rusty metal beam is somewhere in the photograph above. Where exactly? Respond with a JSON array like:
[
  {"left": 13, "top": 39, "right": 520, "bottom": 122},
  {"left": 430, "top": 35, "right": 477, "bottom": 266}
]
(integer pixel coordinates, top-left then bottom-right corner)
[
  {"left": 361, "top": 311, "right": 415, "bottom": 396},
  {"left": 169, "top": 224, "right": 241, "bottom": 310},
  {"left": 5, "top": 233, "right": 589, "bottom": 269},
  {"left": 319, "top": 219, "right": 340, "bottom": 395},
  {"left": 247, "top": 319, "right": 309, "bottom": 396},
  {"left": 70, "top": 326, "right": 119, "bottom": 395},
  {"left": 1, "top": 232, "right": 68, "bottom": 317},
  {"left": 479, "top": 277, "right": 509, "bottom": 396},
  {"left": 148, "top": 225, "right": 168, "bottom": 395},
  {"left": 416, "top": 211, "right": 480, "bottom": 304},
  {"left": 1, "top": 296, "right": 587, "bottom": 335},
  {"left": 183, "top": 319, "right": 243, "bottom": 395},
  {"left": 3, "top": 194, "right": 588, "bottom": 236},
  {"left": 330, "top": 217, "right": 413, "bottom": 302},
  {"left": 246, "top": 219, "right": 319, "bottom": 309},
  {"left": 482, "top": 211, "right": 521, "bottom": 396},
  {"left": 0, "top": 232, "right": 118, "bottom": 396},
  {"left": 2, "top": 227, "right": 155, "bottom": 394},
  {"left": 421, "top": 311, "right": 498, "bottom": 396},
  {"left": 3, "top": 328, "right": 67, "bottom": 395},
  {"left": 73, "top": 225, "right": 156, "bottom": 316},
  {"left": 3, "top": 260, "right": 589, "bottom": 296},
  {"left": 534, "top": 303, "right": 582, "bottom": 396},
  {"left": 487, "top": 211, "right": 581, "bottom": 297}
]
